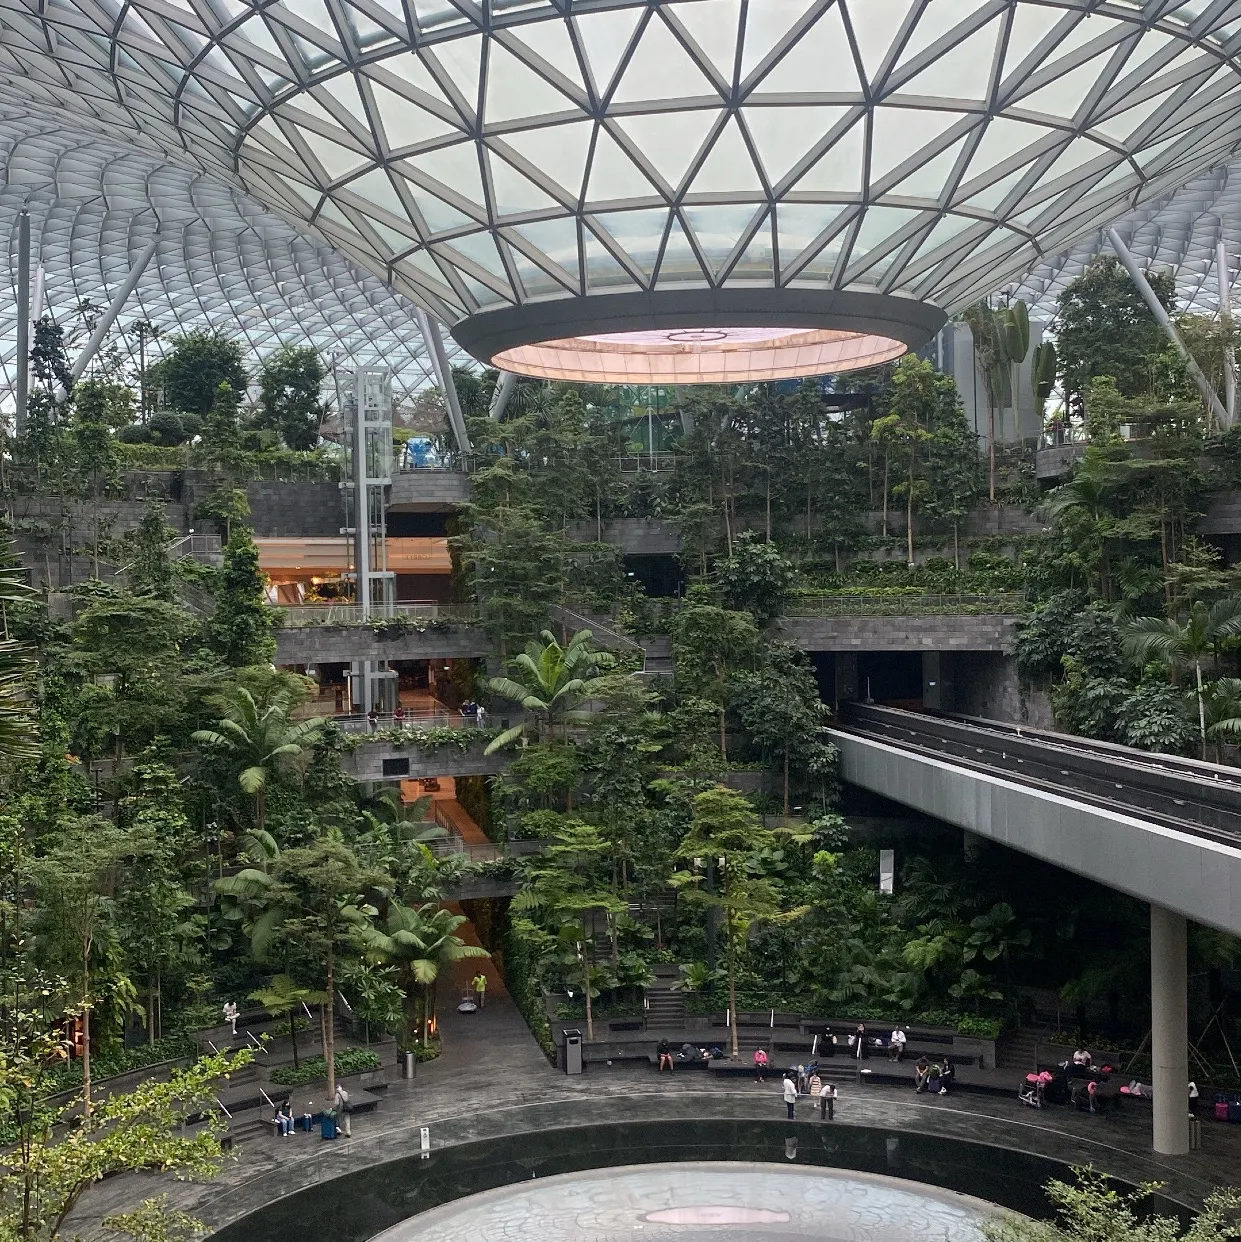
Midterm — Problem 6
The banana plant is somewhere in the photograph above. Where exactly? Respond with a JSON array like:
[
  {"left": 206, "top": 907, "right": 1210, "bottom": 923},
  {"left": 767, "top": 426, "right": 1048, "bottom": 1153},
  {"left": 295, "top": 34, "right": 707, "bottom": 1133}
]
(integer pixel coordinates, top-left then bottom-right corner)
[{"left": 1032, "top": 340, "right": 1058, "bottom": 416}]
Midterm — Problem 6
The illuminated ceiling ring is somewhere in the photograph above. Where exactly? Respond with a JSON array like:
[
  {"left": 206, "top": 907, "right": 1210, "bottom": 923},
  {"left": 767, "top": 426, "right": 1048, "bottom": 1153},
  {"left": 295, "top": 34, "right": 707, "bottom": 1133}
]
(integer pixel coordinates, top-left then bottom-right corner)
[{"left": 455, "top": 287, "right": 943, "bottom": 384}]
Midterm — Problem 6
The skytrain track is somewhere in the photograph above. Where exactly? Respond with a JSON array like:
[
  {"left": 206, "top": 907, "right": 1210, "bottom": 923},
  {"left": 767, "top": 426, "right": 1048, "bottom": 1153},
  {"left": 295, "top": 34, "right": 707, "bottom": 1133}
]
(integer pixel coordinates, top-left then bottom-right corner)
[{"left": 836, "top": 704, "right": 1241, "bottom": 850}]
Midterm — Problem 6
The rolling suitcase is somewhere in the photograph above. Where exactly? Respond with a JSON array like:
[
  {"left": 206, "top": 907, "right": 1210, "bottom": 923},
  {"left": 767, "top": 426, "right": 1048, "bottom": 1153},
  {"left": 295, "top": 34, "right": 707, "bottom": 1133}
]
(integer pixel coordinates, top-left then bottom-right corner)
[{"left": 1215, "top": 1094, "right": 1229, "bottom": 1121}]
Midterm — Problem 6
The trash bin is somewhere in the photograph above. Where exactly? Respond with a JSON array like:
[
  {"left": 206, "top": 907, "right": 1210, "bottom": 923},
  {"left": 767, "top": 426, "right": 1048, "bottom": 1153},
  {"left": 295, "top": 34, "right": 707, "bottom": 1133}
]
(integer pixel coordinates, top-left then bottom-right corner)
[
  {"left": 321, "top": 1111, "right": 337, "bottom": 1140},
  {"left": 564, "top": 1029, "right": 583, "bottom": 1076},
  {"left": 401, "top": 1050, "right": 415, "bottom": 1080}
]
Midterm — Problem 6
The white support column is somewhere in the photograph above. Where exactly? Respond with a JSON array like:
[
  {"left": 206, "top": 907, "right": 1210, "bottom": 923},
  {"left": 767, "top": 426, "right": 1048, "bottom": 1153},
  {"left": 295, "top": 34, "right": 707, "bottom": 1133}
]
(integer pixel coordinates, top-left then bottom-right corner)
[
  {"left": 1150, "top": 904, "right": 1189, "bottom": 1156},
  {"left": 415, "top": 308, "right": 472, "bottom": 454},
  {"left": 1218, "top": 239, "right": 1237, "bottom": 426},
  {"left": 1108, "top": 227, "right": 1230, "bottom": 429},
  {"left": 15, "top": 209, "right": 30, "bottom": 433},
  {"left": 65, "top": 233, "right": 159, "bottom": 394},
  {"left": 488, "top": 370, "right": 517, "bottom": 421}
]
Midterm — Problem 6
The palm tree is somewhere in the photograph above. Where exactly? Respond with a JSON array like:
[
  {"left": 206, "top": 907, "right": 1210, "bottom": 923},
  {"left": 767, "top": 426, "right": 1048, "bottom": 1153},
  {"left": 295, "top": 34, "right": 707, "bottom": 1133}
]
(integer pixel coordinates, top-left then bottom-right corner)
[
  {"left": 248, "top": 974, "right": 327, "bottom": 1069},
  {"left": 0, "top": 535, "right": 38, "bottom": 762},
  {"left": 192, "top": 687, "right": 325, "bottom": 831},
  {"left": 485, "top": 629, "right": 613, "bottom": 753},
  {"left": 1205, "top": 677, "right": 1241, "bottom": 761},
  {"left": 360, "top": 901, "right": 487, "bottom": 1047},
  {"left": 1125, "top": 599, "right": 1241, "bottom": 757}
]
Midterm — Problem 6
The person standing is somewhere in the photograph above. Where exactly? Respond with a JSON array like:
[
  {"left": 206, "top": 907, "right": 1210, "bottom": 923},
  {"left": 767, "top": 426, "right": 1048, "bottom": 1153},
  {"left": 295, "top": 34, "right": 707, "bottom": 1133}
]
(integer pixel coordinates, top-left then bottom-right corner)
[
  {"left": 754, "top": 1046, "right": 769, "bottom": 1082},
  {"left": 888, "top": 1028, "right": 907, "bottom": 1061},
  {"left": 819, "top": 1080, "right": 837, "bottom": 1121},
  {"left": 782, "top": 1072, "right": 798, "bottom": 1120},
  {"left": 394, "top": 705, "right": 407, "bottom": 730},
  {"left": 854, "top": 1023, "right": 868, "bottom": 1060},
  {"left": 334, "top": 1083, "right": 351, "bottom": 1137},
  {"left": 222, "top": 1000, "right": 238, "bottom": 1037},
  {"left": 472, "top": 971, "right": 488, "bottom": 1008},
  {"left": 476, "top": 704, "right": 487, "bottom": 729},
  {"left": 807, "top": 1070, "right": 822, "bottom": 1099}
]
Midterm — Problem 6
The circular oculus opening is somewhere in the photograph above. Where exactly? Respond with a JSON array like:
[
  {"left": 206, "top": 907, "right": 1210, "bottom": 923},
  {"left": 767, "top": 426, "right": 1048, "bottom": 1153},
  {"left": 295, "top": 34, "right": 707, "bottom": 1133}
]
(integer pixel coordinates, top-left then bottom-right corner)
[{"left": 492, "top": 326, "right": 908, "bottom": 384}]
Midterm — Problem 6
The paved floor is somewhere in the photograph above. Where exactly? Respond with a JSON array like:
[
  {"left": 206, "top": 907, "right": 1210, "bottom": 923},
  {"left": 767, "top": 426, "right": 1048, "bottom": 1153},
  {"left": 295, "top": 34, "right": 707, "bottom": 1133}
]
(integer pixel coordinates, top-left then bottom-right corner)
[{"left": 66, "top": 954, "right": 1241, "bottom": 1239}]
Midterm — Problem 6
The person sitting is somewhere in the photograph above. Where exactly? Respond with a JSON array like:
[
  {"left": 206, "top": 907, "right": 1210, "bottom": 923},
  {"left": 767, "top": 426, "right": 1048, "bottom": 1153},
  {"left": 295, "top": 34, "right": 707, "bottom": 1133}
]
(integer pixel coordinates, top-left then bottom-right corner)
[
  {"left": 888, "top": 1028, "right": 907, "bottom": 1061},
  {"left": 275, "top": 1100, "right": 293, "bottom": 1137},
  {"left": 927, "top": 1063, "right": 943, "bottom": 1094},
  {"left": 679, "top": 1042, "right": 698, "bottom": 1061},
  {"left": 658, "top": 1038, "right": 674, "bottom": 1072},
  {"left": 1072, "top": 1047, "right": 1093, "bottom": 1069},
  {"left": 753, "top": 1047, "right": 768, "bottom": 1082},
  {"left": 914, "top": 1056, "right": 931, "bottom": 1092},
  {"left": 938, "top": 1060, "right": 955, "bottom": 1095},
  {"left": 820, "top": 1029, "right": 836, "bottom": 1058}
]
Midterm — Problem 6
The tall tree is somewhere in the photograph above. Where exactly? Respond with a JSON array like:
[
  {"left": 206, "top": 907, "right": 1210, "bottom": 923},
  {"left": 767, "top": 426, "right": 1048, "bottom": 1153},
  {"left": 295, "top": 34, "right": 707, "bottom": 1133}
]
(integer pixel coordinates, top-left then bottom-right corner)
[
  {"left": 159, "top": 332, "right": 247, "bottom": 416},
  {"left": 1057, "top": 255, "right": 1175, "bottom": 415},
  {"left": 673, "top": 786, "right": 804, "bottom": 1058},
  {"left": 0, "top": 535, "right": 38, "bottom": 762},
  {"left": 210, "top": 526, "right": 275, "bottom": 666},
  {"left": 258, "top": 345, "right": 324, "bottom": 451}
]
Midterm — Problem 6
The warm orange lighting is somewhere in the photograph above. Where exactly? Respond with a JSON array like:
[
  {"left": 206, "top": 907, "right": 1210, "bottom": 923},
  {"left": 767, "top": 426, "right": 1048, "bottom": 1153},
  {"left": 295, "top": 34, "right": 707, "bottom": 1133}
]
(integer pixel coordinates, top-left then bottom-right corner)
[
  {"left": 492, "top": 326, "right": 908, "bottom": 384},
  {"left": 256, "top": 537, "right": 452, "bottom": 575}
]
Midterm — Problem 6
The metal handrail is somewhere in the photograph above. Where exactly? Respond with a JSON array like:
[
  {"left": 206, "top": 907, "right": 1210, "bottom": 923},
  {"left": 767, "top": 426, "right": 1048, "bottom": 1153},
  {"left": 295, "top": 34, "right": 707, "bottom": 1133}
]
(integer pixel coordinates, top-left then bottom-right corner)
[
  {"left": 277, "top": 602, "right": 478, "bottom": 627},
  {"left": 551, "top": 604, "right": 646, "bottom": 664},
  {"left": 785, "top": 592, "right": 1025, "bottom": 618}
]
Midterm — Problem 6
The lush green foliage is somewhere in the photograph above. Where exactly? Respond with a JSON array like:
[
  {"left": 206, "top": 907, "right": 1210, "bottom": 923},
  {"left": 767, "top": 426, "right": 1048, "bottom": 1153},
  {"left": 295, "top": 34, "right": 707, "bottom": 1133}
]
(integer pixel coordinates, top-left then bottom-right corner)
[{"left": 268, "top": 1048, "right": 380, "bottom": 1086}]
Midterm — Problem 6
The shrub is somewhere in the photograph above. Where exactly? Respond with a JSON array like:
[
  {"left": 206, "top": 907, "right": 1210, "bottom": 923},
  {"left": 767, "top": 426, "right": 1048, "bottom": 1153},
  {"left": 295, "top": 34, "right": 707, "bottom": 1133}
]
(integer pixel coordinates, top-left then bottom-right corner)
[{"left": 269, "top": 1048, "right": 381, "bottom": 1086}]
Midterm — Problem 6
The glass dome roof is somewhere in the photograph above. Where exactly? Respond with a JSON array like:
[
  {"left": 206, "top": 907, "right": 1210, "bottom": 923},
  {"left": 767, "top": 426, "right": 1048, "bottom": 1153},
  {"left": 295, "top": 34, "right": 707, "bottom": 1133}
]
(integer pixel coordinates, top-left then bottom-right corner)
[{"left": 3, "top": 0, "right": 1241, "bottom": 381}]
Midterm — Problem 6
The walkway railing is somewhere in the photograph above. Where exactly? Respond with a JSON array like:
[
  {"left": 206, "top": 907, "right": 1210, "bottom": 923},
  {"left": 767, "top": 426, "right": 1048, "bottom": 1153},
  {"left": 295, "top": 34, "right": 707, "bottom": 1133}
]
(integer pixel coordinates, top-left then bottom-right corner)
[
  {"left": 277, "top": 601, "right": 479, "bottom": 627},
  {"left": 785, "top": 592, "right": 1025, "bottom": 618},
  {"left": 334, "top": 708, "right": 486, "bottom": 734}
]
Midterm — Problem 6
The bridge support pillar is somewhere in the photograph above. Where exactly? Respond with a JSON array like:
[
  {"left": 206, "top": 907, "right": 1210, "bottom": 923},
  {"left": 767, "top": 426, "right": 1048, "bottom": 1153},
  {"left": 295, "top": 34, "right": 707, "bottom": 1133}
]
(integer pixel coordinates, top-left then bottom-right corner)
[
  {"left": 922, "top": 652, "right": 955, "bottom": 712},
  {"left": 834, "top": 654, "right": 858, "bottom": 705},
  {"left": 1150, "top": 904, "right": 1189, "bottom": 1155}
]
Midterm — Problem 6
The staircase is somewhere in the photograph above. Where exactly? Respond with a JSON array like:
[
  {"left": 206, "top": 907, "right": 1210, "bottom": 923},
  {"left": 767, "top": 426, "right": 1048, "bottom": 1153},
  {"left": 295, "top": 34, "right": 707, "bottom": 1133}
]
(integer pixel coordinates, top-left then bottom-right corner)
[
  {"left": 645, "top": 966, "right": 686, "bottom": 1032},
  {"left": 996, "top": 1028, "right": 1042, "bottom": 1071}
]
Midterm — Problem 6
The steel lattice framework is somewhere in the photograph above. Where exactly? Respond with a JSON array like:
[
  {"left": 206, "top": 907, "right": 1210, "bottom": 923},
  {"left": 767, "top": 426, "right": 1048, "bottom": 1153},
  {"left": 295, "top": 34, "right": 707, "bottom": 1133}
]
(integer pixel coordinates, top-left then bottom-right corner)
[{"left": 4, "top": 0, "right": 1241, "bottom": 382}]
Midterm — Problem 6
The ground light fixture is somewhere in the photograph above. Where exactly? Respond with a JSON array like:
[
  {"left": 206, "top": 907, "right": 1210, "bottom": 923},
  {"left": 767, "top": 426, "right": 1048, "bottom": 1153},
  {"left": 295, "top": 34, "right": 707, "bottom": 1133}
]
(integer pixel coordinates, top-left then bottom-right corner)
[{"left": 4, "top": 2, "right": 1241, "bottom": 387}]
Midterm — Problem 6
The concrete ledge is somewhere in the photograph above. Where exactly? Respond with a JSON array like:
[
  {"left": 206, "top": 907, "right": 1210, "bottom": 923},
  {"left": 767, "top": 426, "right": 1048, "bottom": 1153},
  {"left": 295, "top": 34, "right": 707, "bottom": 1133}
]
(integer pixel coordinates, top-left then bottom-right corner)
[
  {"left": 830, "top": 730, "right": 1241, "bottom": 936},
  {"left": 777, "top": 615, "right": 1019, "bottom": 653},
  {"left": 388, "top": 472, "right": 471, "bottom": 510},
  {"left": 566, "top": 518, "right": 683, "bottom": 555},
  {"left": 341, "top": 738, "right": 508, "bottom": 781},
  {"left": 276, "top": 624, "right": 493, "bottom": 665}
]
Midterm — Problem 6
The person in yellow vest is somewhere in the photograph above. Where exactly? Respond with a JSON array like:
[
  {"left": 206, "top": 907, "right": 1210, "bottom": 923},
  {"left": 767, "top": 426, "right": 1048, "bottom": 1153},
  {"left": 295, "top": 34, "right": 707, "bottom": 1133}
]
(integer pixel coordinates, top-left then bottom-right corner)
[{"left": 472, "top": 971, "right": 488, "bottom": 1008}]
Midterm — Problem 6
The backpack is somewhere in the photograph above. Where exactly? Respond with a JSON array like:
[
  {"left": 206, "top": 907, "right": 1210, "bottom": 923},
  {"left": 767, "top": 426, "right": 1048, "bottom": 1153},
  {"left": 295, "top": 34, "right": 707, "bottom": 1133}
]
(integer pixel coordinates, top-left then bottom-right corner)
[{"left": 337, "top": 1087, "right": 350, "bottom": 1112}]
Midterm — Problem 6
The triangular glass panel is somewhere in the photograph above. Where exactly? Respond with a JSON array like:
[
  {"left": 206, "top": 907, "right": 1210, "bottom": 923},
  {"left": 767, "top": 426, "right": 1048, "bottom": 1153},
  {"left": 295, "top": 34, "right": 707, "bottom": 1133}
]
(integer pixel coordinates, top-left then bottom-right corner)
[
  {"left": 398, "top": 244, "right": 456, "bottom": 293},
  {"left": 412, "top": 141, "right": 486, "bottom": 209},
  {"left": 302, "top": 128, "right": 371, "bottom": 181},
  {"left": 845, "top": 206, "right": 924, "bottom": 277},
  {"left": 615, "top": 109, "right": 721, "bottom": 191},
  {"left": 441, "top": 230, "right": 511, "bottom": 282},
  {"left": 508, "top": 20, "right": 587, "bottom": 95},
  {"left": 792, "top": 123, "right": 866, "bottom": 195},
  {"left": 1013, "top": 50, "right": 1110, "bottom": 122},
  {"left": 688, "top": 115, "right": 763, "bottom": 196},
  {"left": 344, "top": 166, "right": 413, "bottom": 220},
  {"left": 964, "top": 117, "right": 1049, "bottom": 183},
  {"left": 884, "top": 136, "right": 968, "bottom": 201},
  {"left": 794, "top": 233, "right": 848, "bottom": 284},
  {"left": 953, "top": 162, "right": 1033, "bottom": 213},
  {"left": 429, "top": 35, "right": 482, "bottom": 115},
  {"left": 612, "top": 15, "right": 720, "bottom": 104},
  {"left": 740, "top": 0, "right": 815, "bottom": 81},
  {"left": 845, "top": 0, "right": 914, "bottom": 85},
  {"left": 724, "top": 212, "right": 774, "bottom": 282},
  {"left": 282, "top": 0, "right": 337, "bottom": 37},
  {"left": 288, "top": 31, "right": 338, "bottom": 72},
  {"left": 669, "top": 0, "right": 743, "bottom": 87},
  {"left": 368, "top": 55, "right": 455, "bottom": 110},
  {"left": 906, "top": 213, "right": 980, "bottom": 268},
  {"left": 366, "top": 218, "right": 417, "bottom": 257},
  {"left": 370, "top": 81, "right": 460, "bottom": 150},
  {"left": 585, "top": 126, "right": 660, "bottom": 203},
  {"left": 898, "top": 2, "right": 977, "bottom": 67},
  {"left": 778, "top": 203, "right": 850, "bottom": 270},
  {"left": 485, "top": 39, "right": 580, "bottom": 124},
  {"left": 1040, "top": 135, "right": 1111, "bottom": 187},
  {"left": 744, "top": 106, "right": 850, "bottom": 188},
  {"left": 511, "top": 217, "right": 580, "bottom": 274},
  {"left": 999, "top": 3, "right": 1066, "bottom": 79},
  {"left": 869, "top": 107, "right": 963, "bottom": 184},
  {"left": 592, "top": 208, "right": 671, "bottom": 276},
  {"left": 488, "top": 152, "right": 561, "bottom": 214},
  {"left": 572, "top": 7, "right": 644, "bottom": 100},
  {"left": 684, "top": 203, "right": 764, "bottom": 275},
  {"left": 656, "top": 215, "right": 706, "bottom": 286},
  {"left": 397, "top": 177, "right": 476, "bottom": 233},
  {"left": 317, "top": 72, "right": 371, "bottom": 126},
  {"left": 508, "top": 244, "right": 575, "bottom": 299},
  {"left": 500, "top": 119, "right": 594, "bottom": 201},
  {"left": 893, "top": 18, "right": 999, "bottom": 100},
  {"left": 583, "top": 227, "right": 641, "bottom": 291},
  {"left": 751, "top": 3, "right": 855, "bottom": 93}
]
